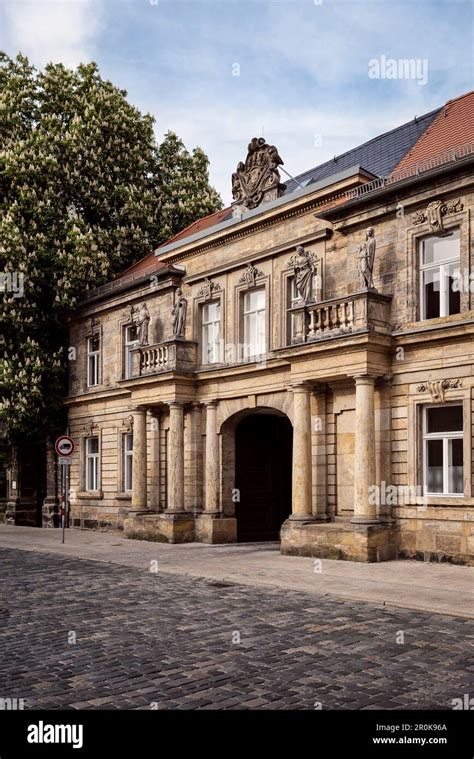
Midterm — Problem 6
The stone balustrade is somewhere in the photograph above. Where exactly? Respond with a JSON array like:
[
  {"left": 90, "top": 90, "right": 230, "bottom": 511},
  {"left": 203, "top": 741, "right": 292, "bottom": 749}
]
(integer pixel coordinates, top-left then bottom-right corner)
[
  {"left": 290, "top": 289, "right": 392, "bottom": 344},
  {"left": 140, "top": 344, "right": 169, "bottom": 373},
  {"left": 131, "top": 340, "right": 197, "bottom": 377}
]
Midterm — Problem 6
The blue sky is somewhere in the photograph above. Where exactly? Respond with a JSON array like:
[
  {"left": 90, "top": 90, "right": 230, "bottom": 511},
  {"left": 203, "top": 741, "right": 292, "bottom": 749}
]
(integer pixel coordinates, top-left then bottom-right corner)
[{"left": 1, "top": 0, "right": 473, "bottom": 203}]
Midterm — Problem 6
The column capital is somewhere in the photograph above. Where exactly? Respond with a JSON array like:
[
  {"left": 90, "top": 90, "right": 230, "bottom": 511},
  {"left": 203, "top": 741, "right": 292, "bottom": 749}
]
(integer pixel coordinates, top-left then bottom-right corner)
[
  {"left": 353, "top": 373, "right": 378, "bottom": 384},
  {"left": 203, "top": 399, "right": 218, "bottom": 408},
  {"left": 290, "top": 381, "right": 312, "bottom": 394},
  {"left": 167, "top": 400, "right": 185, "bottom": 409},
  {"left": 131, "top": 405, "right": 147, "bottom": 414}
]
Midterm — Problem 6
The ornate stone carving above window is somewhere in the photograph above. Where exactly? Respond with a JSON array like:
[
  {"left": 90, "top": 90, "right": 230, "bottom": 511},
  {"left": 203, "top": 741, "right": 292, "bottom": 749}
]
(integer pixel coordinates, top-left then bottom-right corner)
[
  {"left": 84, "top": 419, "right": 99, "bottom": 435},
  {"left": 198, "top": 277, "right": 221, "bottom": 300},
  {"left": 416, "top": 379, "right": 462, "bottom": 402},
  {"left": 238, "top": 262, "right": 265, "bottom": 288},
  {"left": 412, "top": 198, "right": 463, "bottom": 233},
  {"left": 87, "top": 317, "right": 100, "bottom": 335},
  {"left": 232, "top": 137, "right": 286, "bottom": 211},
  {"left": 122, "top": 415, "right": 134, "bottom": 433}
]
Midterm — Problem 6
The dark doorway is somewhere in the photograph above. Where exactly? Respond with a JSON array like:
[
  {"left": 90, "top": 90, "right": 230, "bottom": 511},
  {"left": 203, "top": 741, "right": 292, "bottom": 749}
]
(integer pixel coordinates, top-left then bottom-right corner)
[{"left": 235, "top": 413, "right": 292, "bottom": 541}]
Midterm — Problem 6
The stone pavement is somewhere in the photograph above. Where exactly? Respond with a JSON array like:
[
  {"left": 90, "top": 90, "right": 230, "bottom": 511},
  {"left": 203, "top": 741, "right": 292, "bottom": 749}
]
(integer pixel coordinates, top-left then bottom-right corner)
[
  {"left": 0, "top": 526, "right": 473, "bottom": 618},
  {"left": 0, "top": 547, "right": 473, "bottom": 710}
]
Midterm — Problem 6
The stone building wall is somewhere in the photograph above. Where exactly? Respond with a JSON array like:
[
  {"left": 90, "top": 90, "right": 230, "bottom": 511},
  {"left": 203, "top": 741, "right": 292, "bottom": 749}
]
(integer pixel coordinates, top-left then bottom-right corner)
[{"left": 62, "top": 159, "right": 474, "bottom": 564}]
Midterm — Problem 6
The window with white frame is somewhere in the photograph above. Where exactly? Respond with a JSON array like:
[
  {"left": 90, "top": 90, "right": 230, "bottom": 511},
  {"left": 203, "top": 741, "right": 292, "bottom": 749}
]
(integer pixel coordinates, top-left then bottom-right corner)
[
  {"left": 122, "top": 432, "right": 133, "bottom": 492},
  {"left": 201, "top": 301, "right": 221, "bottom": 364},
  {"left": 243, "top": 288, "right": 266, "bottom": 358},
  {"left": 85, "top": 437, "right": 99, "bottom": 491},
  {"left": 422, "top": 405, "right": 463, "bottom": 495},
  {"left": 87, "top": 335, "right": 100, "bottom": 387},
  {"left": 124, "top": 325, "right": 139, "bottom": 379},
  {"left": 419, "top": 229, "right": 460, "bottom": 320}
]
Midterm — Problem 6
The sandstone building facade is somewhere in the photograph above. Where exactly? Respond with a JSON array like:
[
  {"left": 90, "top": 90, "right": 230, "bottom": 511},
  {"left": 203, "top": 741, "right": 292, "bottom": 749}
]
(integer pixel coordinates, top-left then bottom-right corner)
[{"left": 43, "top": 91, "right": 474, "bottom": 563}]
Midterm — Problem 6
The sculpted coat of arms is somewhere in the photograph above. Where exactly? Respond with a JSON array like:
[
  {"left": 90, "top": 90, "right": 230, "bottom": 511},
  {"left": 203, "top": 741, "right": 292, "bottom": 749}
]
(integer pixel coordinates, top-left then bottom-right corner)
[{"left": 232, "top": 137, "right": 286, "bottom": 210}]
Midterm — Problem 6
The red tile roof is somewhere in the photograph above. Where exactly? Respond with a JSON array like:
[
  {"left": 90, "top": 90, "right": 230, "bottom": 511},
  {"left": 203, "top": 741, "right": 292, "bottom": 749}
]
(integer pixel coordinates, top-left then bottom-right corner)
[
  {"left": 114, "top": 206, "right": 233, "bottom": 280},
  {"left": 162, "top": 206, "right": 233, "bottom": 246},
  {"left": 392, "top": 91, "right": 474, "bottom": 174}
]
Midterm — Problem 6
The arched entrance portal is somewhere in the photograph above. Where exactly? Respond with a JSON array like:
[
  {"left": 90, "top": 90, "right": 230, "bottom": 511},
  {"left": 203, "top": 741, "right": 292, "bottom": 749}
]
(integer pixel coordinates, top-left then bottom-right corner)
[{"left": 235, "top": 413, "right": 292, "bottom": 541}]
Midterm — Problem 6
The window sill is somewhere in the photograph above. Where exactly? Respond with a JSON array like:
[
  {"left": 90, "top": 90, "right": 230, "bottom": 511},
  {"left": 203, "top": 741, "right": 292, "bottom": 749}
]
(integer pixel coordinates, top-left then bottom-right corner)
[
  {"left": 411, "top": 495, "right": 474, "bottom": 507},
  {"left": 116, "top": 493, "right": 132, "bottom": 500},
  {"left": 76, "top": 491, "right": 104, "bottom": 500}
]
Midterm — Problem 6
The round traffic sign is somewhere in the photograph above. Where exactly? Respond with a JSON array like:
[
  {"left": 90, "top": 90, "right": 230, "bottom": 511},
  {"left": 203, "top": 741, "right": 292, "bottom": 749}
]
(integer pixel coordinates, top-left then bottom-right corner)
[{"left": 55, "top": 435, "right": 74, "bottom": 457}]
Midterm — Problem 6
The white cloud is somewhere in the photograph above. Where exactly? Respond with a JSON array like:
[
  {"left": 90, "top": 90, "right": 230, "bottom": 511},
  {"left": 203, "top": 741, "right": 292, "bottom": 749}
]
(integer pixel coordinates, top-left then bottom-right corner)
[
  {"left": 1, "top": 0, "right": 103, "bottom": 68},
  {"left": 153, "top": 98, "right": 440, "bottom": 205}
]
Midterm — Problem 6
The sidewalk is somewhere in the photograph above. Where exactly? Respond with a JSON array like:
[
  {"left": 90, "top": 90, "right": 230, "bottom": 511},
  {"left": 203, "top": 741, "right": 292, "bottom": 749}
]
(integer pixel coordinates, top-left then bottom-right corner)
[{"left": 0, "top": 525, "right": 473, "bottom": 619}]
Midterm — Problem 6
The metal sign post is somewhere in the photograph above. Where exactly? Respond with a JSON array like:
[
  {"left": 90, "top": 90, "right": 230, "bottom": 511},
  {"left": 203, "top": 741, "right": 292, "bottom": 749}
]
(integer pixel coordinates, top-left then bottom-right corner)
[{"left": 55, "top": 437, "right": 74, "bottom": 544}]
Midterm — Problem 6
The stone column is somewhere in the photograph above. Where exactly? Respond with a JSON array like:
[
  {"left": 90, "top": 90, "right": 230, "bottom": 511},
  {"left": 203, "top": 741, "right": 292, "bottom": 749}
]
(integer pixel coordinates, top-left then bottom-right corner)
[
  {"left": 185, "top": 403, "right": 203, "bottom": 515},
  {"left": 290, "top": 383, "right": 313, "bottom": 520},
  {"left": 167, "top": 401, "right": 185, "bottom": 513},
  {"left": 351, "top": 375, "right": 378, "bottom": 524},
  {"left": 312, "top": 386, "right": 328, "bottom": 521},
  {"left": 131, "top": 406, "right": 147, "bottom": 510},
  {"left": 42, "top": 435, "right": 60, "bottom": 527},
  {"left": 148, "top": 408, "right": 161, "bottom": 511},
  {"left": 204, "top": 401, "right": 220, "bottom": 514}
]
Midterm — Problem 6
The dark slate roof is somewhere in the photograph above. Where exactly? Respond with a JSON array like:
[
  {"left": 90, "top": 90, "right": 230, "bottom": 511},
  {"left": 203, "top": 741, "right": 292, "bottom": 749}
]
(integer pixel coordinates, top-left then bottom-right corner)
[{"left": 283, "top": 107, "right": 441, "bottom": 194}]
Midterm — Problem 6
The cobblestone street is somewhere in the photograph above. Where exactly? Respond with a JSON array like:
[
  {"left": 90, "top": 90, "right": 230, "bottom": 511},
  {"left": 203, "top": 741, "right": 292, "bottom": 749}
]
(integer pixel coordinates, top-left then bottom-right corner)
[{"left": 0, "top": 547, "right": 473, "bottom": 710}]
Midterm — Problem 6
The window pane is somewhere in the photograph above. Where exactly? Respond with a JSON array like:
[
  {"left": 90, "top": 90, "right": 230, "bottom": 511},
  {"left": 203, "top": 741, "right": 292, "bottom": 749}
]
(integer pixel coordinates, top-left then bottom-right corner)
[
  {"left": 87, "top": 456, "right": 97, "bottom": 491},
  {"left": 426, "top": 405, "right": 463, "bottom": 434},
  {"left": 90, "top": 336, "right": 100, "bottom": 353},
  {"left": 256, "top": 309, "right": 266, "bottom": 354},
  {"left": 125, "top": 455, "right": 132, "bottom": 491},
  {"left": 447, "top": 263, "right": 461, "bottom": 315},
  {"left": 423, "top": 269, "right": 440, "bottom": 319},
  {"left": 207, "top": 302, "right": 219, "bottom": 322},
  {"left": 245, "top": 289, "right": 265, "bottom": 312},
  {"left": 448, "top": 438, "right": 463, "bottom": 494},
  {"left": 426, "top": 439, "right": 443, "bottom": 493},
  {"left": 422, "top": 230, "right": 460, "bottom": 265},
  {"left": 87, "top": 437, "right": 99, "bottom": 454},
  {"left": 126, "top": 326, "right": 138, "bottom": 342}
]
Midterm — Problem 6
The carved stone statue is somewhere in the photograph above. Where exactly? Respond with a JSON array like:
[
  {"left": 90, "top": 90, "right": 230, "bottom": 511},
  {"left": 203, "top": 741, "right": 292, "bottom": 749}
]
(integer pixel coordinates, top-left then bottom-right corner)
[
  {"left": 232, "top": 137, "right": 286, "bottom": 211},
  {"left": 291, "top": 245, "right": 316, "bottom": 302},
  {"left": 172, "top": 289, "right": 187, "bottom": 338},
  {"left": 135, "top": 303, "right": 150, "bottom": 346},
  {"left": 357, "top": 227, "right": 376, "bottom": 289}
]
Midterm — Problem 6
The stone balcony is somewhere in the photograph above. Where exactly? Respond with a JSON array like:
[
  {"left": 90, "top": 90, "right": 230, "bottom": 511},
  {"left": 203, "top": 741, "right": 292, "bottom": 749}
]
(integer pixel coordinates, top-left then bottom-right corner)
[
  {"left": 131, "top": 339, "right": 197, "bottom": 377},
  {"left": 289, "top": 289, "right": 392, "bottom": 344}
]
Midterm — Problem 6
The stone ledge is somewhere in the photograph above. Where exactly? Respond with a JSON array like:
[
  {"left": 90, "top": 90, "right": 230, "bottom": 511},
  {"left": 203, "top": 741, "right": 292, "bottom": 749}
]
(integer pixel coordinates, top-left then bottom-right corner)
[
  {"left": 280, "top": 519, "right": 396, "bottom": 562},
  {"left": 124, "top": 511, "right": 195, "bottom": 544},
  {"left": 195, "top": 515, "right": 237, "bottom": 544}
]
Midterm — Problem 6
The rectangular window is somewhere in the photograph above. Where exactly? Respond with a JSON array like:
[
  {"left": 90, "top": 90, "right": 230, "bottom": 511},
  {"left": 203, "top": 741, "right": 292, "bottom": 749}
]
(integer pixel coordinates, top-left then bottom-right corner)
[
  {"left": 201, "top": 301, "right": 221, "bottom": 364},
  {"left": 85, "top": 437, "right": 99, "bottom": 491},
  {"left": 288, "top": 277, "right": 303, "bottom": 342},
  {"left": 122, "top": 433, "right": 133, "bottom": 492},
  {"left": 422, "top": 405, "right": 463, "bottom": 495},
  {"left": 124, "top": 325, "right": 138, "bottom": 379},
  {"left": 420, "top": 229, "right": 460, "bottom": 319},
  {"left": 243, "top": 289, "right": 266, "bottom": 358},
  {"left": 87, "top": 335, "right": 100, "bottom": 387}
]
